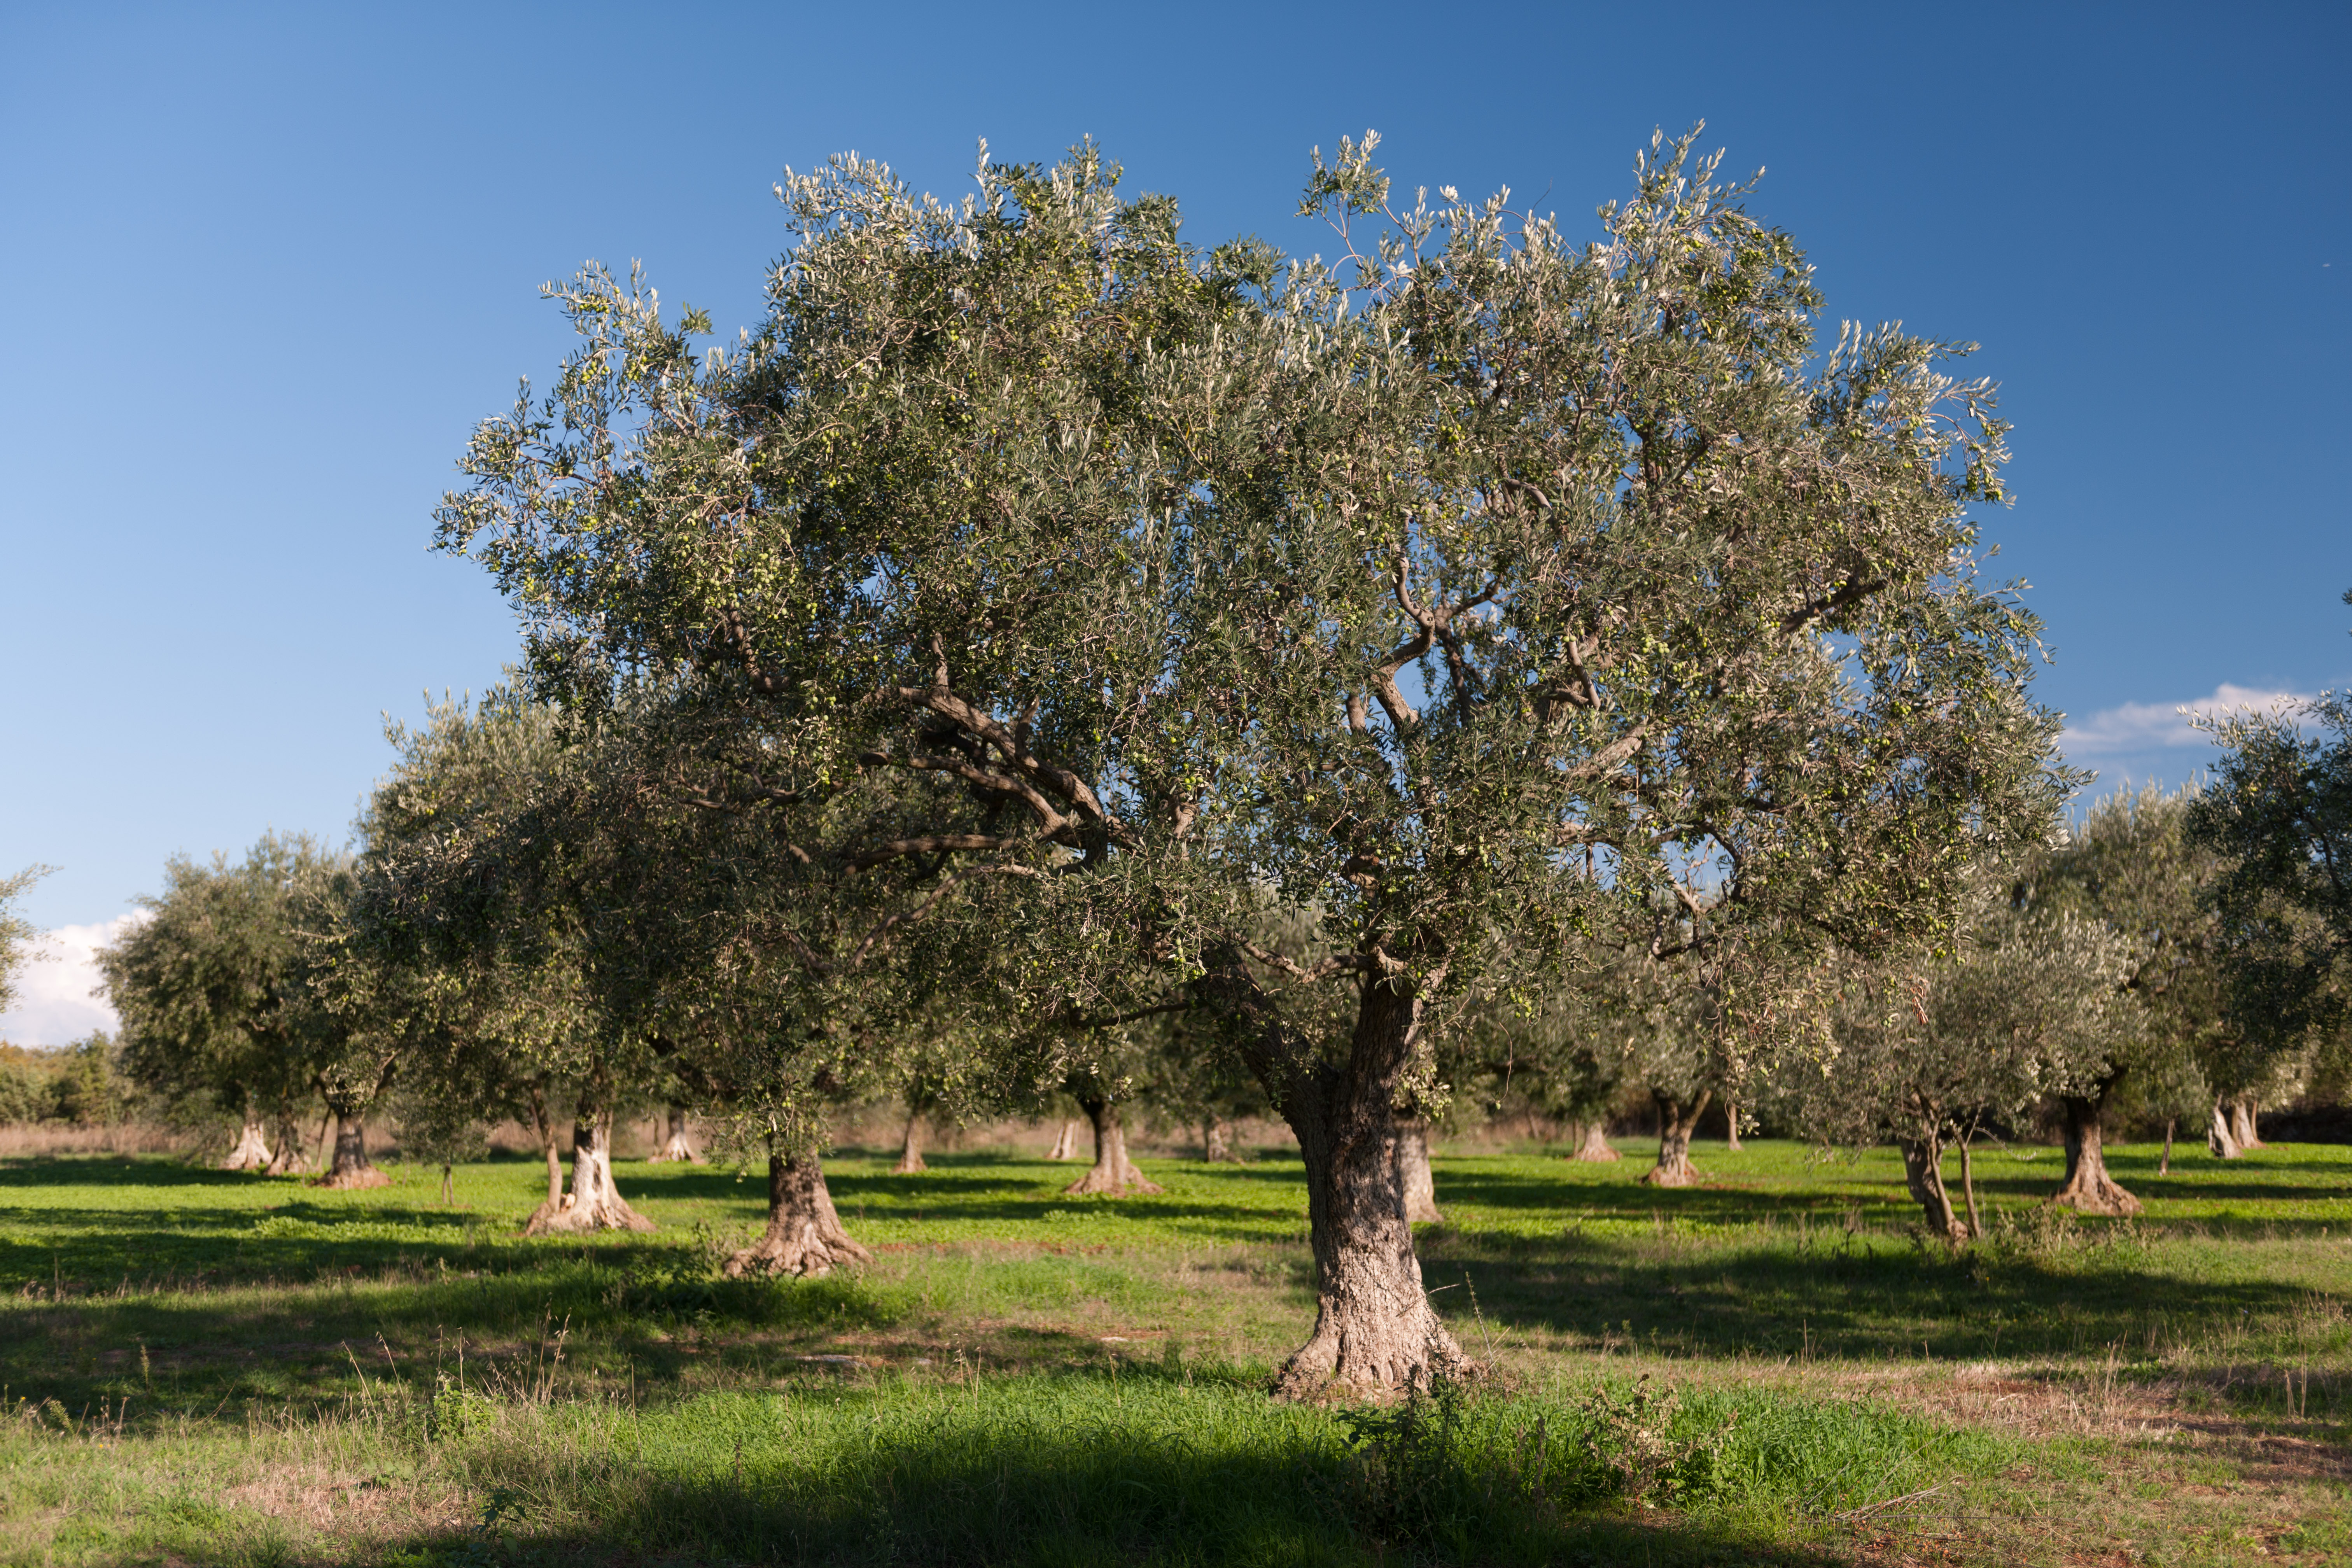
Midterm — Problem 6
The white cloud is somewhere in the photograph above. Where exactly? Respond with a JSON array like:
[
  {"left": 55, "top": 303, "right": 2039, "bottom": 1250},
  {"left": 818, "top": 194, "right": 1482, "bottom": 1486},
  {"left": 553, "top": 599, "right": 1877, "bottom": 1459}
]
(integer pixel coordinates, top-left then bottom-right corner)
[
  {"left": 1, "top": 913, "right": 146, "bottom": 1048},
  {"left": 2060, "top": 683, "right": 2314, "bottom": 759}
]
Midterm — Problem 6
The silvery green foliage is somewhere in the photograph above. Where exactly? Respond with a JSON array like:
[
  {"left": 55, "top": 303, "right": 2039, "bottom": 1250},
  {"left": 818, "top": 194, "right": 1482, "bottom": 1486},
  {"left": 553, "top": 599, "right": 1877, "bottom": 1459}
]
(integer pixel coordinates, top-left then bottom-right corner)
[
  {"left": 433, "top": 128, "right": 2065, "bottom": 1129},
  {"left": 1783, "top": 880, "right": 2143, "bottom": 1153},
  {"left": 0, "top": 864, "right": 47, "bottom": 1021},
  {"left": 2189, "top": 681, "right": 2352, "bottom": 1089}
]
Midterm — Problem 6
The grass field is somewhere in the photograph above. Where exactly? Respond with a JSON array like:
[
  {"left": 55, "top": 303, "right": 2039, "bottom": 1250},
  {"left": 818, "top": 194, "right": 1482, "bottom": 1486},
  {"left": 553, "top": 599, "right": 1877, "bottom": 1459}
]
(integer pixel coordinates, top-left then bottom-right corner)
[{"left": 1, "top": 1135, "right": 2347, "bottom": 1565}]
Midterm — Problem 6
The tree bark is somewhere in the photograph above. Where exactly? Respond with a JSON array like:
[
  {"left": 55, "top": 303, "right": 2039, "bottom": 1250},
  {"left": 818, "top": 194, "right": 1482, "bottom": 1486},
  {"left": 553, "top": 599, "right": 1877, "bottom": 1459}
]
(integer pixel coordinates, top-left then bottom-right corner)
[
  {"left": 2232, "top": 1093, "right": 2264, "bottom": 1151},
  {"left": 1899, "top": 1134, "right": 1970, "bottom": 1244},
  {"left": 893, "top": 1109, "right": 927, "bottom": 1174},
  {"left": 2051, "top": 1092, "right": 2142, "bottom": 1216},
  {"left": 262, "top": 1094, "right": 310, "bottom": 1175},
  {"left": 724, "top": 1150, "right": 873, "bottom": 1278},
  {"left": 1722, "top": 1098, "right": 1743, "bottom": 1152},
  {"left": 1394, "top": 1117, "right": 1442, "bottom": 1223},
  {"left": 312, "top": 1113, "right": 390, "bottom": 1190},
  {"left": 2208, "top": 1096, "right": 2244, "bottom": 1159},
  {"left": 1064, "top": 1096, "right": 1162, "bottom": 1195},
  {"left": 648, "top": 1105, "right": 702, "bottom": 1164},
  {"left": 525, "top": 1100, "right": 653, "bottom": 1234},
  {"left": 528, "top": 1085, "right": 564, "bottom": 1206},
  {"left": 1958, "top": 1132, "right": 1983, "bottom": 1239},
  {"left": 1641, "top": 1090, "right": 1711, "bottom": 1187},
  {"left": 1201, "top": 1116, "right": 1233, "bottom": 1163},
  {"left": 1568, "top": 1120, "right": 1620, "bottom": 1162},
  {"left": 221, "top": 1109, "right": 273, "bottom": 1172},
  {"left": 2160, "top": 1118, "right": 2175, "bottom": 1175},
  {"left": 1046, "top": 1118, "right": 1081, "bottom": 1160}
]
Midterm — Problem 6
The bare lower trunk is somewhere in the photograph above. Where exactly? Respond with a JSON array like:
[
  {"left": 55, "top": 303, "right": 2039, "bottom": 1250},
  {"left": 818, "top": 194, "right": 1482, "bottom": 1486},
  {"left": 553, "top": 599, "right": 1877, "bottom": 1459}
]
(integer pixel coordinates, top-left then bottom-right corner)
[
  {"left": 1900, "top": 1135, "right": 1970, "bottom": 1245},
  {"left": 893, "top": 1110, "right": 927, "bottom": 1174},
  {"left": 2160, "top": 1118, "right": 2175, "bottom": 1175},
  {"left": 311, "top": 1113, "right": 390, "bottom": 1190},
  {"left": 1958, "top": 1134, "right": 1983, "bottom": 1237},
  {"left": 262, "top": 1098, "right": 309, "bottom": 1175},
  {"left": 1394, "top": 1118, "right": 1442, "bottom": 1223},
  {"left": 725, "top": 1151, "right": 873, "bottom": 1278},
  {"left": 1266, "top": 981, "right": 1472, "bottom": 1398},
  {"left": 221, "top": 1115, "right": 273, "bottom": 1172},
  {"left": 529, "top": 1089, "right": 564, "bottom": 1205},
  {"left": 2232, "top": 1094, "right": 2264, "bottom": 1151},
  {"left": 438, "top": 1163, "right": 454, "bottom": 1204},
  {"left": 1722, "top": 1099, "right": 1743, "bottom": 1152},
  {"left": 1568, "top": 1120, "right": 1620, "bottom": 1162},
  {"left": 525, "top": 1103, "right": 653, "bottom": 1234},
  {"left": 1201, "top": 1116, "right": 1233, "bottom": 1163},
  {"left": 1046, "top": 1119, "right": 1081, "bottom": 1160},
  {"left": 648, "top": 1105, "right": 702, "bottom": 1164},
  {"left": 1642, "top": 1091, "right": 1711, "bottom": 1187},
  {"left": 2208, "top": 1097, "right": 2244, "bottom": 1159},
  {"left": 2051, "top": 1094, "right": 2142, "bottom": 1216},
  {"left": 1064, "top": 1097, "right": 1162, "bottom": 1195}
]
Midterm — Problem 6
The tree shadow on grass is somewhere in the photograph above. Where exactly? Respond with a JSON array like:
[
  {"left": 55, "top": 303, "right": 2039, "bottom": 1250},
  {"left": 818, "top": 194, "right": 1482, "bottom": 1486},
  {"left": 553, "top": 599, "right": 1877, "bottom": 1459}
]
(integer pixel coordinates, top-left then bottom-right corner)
[{"left": 0, "top": 1157, "right": 288, "bottom": 1191}]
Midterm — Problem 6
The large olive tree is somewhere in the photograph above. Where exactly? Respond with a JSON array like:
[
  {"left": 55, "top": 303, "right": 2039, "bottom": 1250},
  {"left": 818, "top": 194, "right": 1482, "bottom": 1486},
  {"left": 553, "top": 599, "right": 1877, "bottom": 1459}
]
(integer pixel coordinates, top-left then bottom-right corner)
[{"left": 437, "top": 133, "right": 2061, "bottom": 1394}]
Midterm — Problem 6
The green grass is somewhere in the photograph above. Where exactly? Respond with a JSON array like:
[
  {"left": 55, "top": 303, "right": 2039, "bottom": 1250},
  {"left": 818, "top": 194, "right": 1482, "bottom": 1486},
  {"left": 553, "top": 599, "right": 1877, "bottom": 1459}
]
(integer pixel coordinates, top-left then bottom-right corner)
[{"left": 1, "top": 1137, "right": 2347, "bottom": 1564}]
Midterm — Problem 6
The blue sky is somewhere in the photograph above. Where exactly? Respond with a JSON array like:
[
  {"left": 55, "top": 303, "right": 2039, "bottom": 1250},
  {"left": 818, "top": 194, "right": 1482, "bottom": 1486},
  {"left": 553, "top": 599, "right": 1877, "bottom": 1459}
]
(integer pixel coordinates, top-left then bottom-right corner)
[{"left": 3, "top": 1, "right": 2346, "bottom": 1040}]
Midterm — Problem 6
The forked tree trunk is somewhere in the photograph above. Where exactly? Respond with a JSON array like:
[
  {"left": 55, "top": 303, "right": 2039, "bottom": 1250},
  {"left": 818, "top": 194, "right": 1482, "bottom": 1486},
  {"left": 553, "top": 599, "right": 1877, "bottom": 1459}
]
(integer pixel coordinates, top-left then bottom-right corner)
[
  {"left": 221, "top": 1115, "right": 273, "bottom": 1172},
  {"left": 525, "top": 1102, "right": 653, "bottom": 1234},
  {"left": 2051, "top": 1092, "right": 2142, "bottom": 1216},
  {"left": 312, "top": 1113, "right": 390, "bottom": 1190},
  {"left": 1568, "top": 1120, "right": 1620, "bottom": 1162},
  {"left": 1722, "top": 1099, "right": 1743, "bottom": 1152},
  {"left": 648, "top": 1105, "right": 702, "bottom": 1164},
  {"left": 263, "top": 1097, "right": 310, "bottom": 1175},
  {"left": 2208, "top": 1097, "right": 2244, "bottom": 1159},
  {"left": 1267, "top": 981, "right": 1472, "bottom": 1398},
  {"left": 2232, "top": 1094, "right": 2264, "bottom": 1151},
  {"left": 1642, "top": 1090, "right": 1711, "bottom": 1187},
  {"left": 1201, "top": 1116, "right": 1233, "bottom": 1163},
  {"left": 1395, "top": 1117, "right": 1442, "bottom": 1223},
  {"left": 1064, "top": 1097, "right": 1162, "bottom": 1195},
  {"left": 1899, "top": 1135, "right": 1970, "bottom": 1245},
  {"left": 893, "top": 1110, "right": 927, "bottom": 1174},
  {"left": 1045, "top": 1119, "right": 1081, "bottom": 1160},
  {"left": 724, "top": 1150, "right": 873, "bottom": 1278}
]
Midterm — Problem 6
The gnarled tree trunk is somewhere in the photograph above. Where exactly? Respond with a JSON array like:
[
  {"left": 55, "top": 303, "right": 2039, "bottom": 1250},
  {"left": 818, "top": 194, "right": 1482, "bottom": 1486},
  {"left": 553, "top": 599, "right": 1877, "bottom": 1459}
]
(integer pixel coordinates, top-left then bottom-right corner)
[
  {"left": 893, "top": 1109, "right": 927, "bottom": 1174},
  {"left": 1260, "top": 979, "right": 1472, "bottom": 1398},
  {"left": 528, "top": 1085, "right": 564, "bottom": 1206},
  {"left": 312, "top": 1112, "right": 390, "bottom": 1190},
  {"left": 2208, "top": 1096, "right": 2244, "bottom": 1159},
  {"left": 725, "top": 1149, "right": 872, "bottom": 1277},
  {"left": 1899, "top": 1134, "right": 1970, "bottom": 1245},
  {"left": 2231, "top": 1094, "right": 2264, "bottom": 1151},
  {"left": 1722, "top": 1098, "right": 1743, "bottom": 1152},
  {"left": 262, "top": 1094, "right": 310, "bottom": 1175},
  {"left": 1064, "top": 1096, "right": 1162, "bottom": 1195},
  {"left": 648, "top": 1105, "right": 702, "bottom": 1164},
  {"left": 1568, "top": 1120, "right": 1620, "bottom": 1162},
  {"left": 525, "top": 1100, "right": 653, "bottom": 1234},
  {"left": 1394, "top": 1116, "right": 1442, "bottom": 1223},
  {"left": 221, "top": 1106, "right": 272, "bottom": 1172},
  {"left": 1201, "top": 1116, "right": 1233, "bottom": 1163},
  {"left": 2051, "top": 1092, "right": 2141, "bottom": 1216},
  {"left": 2160, "top": 1118, "right": 2176, "bottom": 1175},
  {"left": 1642, "top": 1090, "right": 1711, "bottom": 1187},
  {"left": 1046, "top": 1119, "right": 1081, "bottom": 1160}
]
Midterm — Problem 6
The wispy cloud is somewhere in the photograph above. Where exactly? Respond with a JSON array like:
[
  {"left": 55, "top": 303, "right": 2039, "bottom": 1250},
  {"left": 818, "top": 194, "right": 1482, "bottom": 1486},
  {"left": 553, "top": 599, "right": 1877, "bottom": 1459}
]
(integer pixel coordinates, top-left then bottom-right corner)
[
  {"left": 2060, "top": 684, "right": 2313, "bottom": 759},
  {"left": 0, "top": 914, "right": 146, "bottom": 1047}
]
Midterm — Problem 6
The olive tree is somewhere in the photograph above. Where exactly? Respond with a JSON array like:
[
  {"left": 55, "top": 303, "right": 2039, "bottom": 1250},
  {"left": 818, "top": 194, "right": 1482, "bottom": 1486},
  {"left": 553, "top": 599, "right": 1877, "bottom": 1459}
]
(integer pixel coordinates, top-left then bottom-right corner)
[
  {"left": 436, "top": 133, "right": 2061, "bottom": 1394},
  {"left": 0, "top": 865, "right": 48, "bottom": 1025}
]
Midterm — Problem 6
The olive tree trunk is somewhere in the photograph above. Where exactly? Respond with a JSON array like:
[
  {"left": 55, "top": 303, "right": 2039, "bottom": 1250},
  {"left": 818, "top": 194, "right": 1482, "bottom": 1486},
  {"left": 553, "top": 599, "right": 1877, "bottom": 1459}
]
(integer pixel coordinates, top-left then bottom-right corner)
[
  {"left": 2160, "top": 1118, "right": 2176, "bottom": 1175},
  {"left": 1722, "top": 1098, "right": 1743, "bottom": 1152},
  {"left": 2231, "top": 1094, "right": 2264, "bottom": 1151},
  {"left": 648, "top": 1105, "right": 702, "bottom": 1164},
  {"left": 1568, "top": 1120, "right": 1620, "bottom": 1162},
  {"left": 525, "top": 1101, "right": 653, "bottom": 1234},
  {"left": 262, "top": 1094, "right": 310, "bottom": 1175},
  {"left": 1064, "top": 1096, "right": 1162, "bottom": 1195},
  {"left": 1395, "top": 1117, "right": 1442, "bottom": 1223},
  {"left": 1642, "top": 1090, "right": 1712, "bottom": 1187},
  {"left": 1201, "top": 1116, "right": 1234, "bottom": 1163},
  {"left": 893, "top": 1110, "right": 927, "bottom": 1174},
  {"left": 528, "top": 1087, "right": 564, "bottom": 1206},
  {"left": 2208, "top": 1096, "right": 2244, "bottom": 1159},
  {"left": 1045, "top": 1119, "right": 1081, "bottom": 1160},
  {"left": 221, "top": 1102, "right": 273, "bottom": 1173},
  {"left": 1899, "top": 1134, "right": 1970, "bottom": 1244},
  {"left": 312, "top": 1112, "right": 390, "bottom": 1190},
  {"left": 725, "top": 1150, "right": 873, "bottom": 1278},
  {"left": 2050, "top": 1092, "right": 2142, "bottom": 1216}
]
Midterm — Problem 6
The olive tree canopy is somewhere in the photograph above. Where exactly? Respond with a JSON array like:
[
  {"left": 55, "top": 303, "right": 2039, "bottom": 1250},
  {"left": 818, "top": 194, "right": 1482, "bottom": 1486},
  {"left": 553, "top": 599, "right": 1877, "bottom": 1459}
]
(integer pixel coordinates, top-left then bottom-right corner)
[{"left": 437, "top": 131, "right": 2064, "bottom": 1394}]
